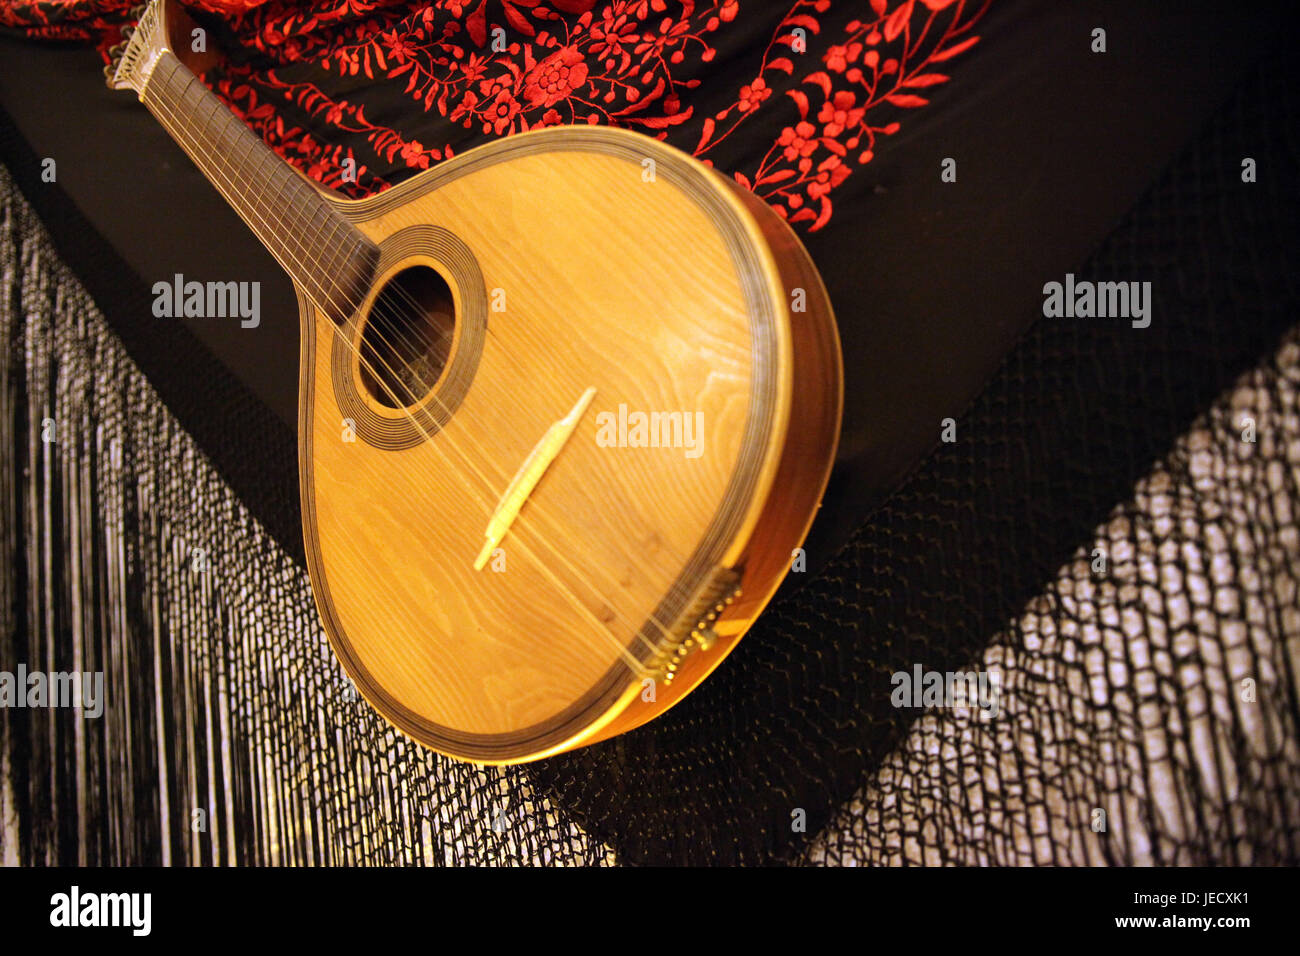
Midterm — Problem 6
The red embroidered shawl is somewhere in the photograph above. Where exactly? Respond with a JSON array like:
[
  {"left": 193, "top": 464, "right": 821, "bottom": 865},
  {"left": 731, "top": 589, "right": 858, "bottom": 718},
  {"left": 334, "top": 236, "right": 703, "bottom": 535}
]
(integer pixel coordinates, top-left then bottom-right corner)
[{"left": 1, "top": 0, "right": 989, "bottom": 231}]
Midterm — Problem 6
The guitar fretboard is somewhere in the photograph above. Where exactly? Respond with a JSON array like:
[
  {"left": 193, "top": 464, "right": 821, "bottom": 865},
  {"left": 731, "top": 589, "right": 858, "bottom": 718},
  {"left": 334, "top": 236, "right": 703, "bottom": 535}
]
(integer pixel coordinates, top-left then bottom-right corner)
[{"left": 143, "top": 51, "right": 377, "bottom": 323}]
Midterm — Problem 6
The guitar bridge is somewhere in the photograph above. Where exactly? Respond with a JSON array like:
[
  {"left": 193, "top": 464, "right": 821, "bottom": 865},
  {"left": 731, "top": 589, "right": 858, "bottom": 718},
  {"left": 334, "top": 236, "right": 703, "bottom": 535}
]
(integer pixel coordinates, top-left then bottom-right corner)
[{"left": 649, "top": 567, "right": 744, "bottom": 685}]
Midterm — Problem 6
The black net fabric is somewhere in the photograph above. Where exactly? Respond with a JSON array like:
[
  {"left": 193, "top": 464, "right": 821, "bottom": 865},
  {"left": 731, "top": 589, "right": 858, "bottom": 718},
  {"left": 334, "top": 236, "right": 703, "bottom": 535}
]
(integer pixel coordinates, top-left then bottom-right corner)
[
  {"left": 527, "top": 53, "right": 1300, "bottom": 865},
  {"left": 1, "top": 51, "right": 1298, "bottom": 866},
  {"left": 801, "top": 316, "right": 1300, "bottom": 864}
]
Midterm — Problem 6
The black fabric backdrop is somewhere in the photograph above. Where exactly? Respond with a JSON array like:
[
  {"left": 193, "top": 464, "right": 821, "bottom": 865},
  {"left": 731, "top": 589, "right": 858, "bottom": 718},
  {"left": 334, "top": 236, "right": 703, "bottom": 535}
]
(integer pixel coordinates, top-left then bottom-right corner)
[{"left": 2, "top": 0, "right": 1298, "bottom": 863}]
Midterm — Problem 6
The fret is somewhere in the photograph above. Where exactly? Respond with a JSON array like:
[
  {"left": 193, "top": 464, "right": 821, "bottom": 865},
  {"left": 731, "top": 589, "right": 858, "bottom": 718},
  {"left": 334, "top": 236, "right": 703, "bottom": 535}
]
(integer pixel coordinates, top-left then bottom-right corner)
[
  {"left": 186, "top": 78, "right": 206, "bottom": 112},
  {"left": 271, "top": 173, "right": 312, "bottom": 252},
  {"left": 334, "top": 238, "right": 368, "bottom": 299},
  {"left": 314, "top": 215, "right": 344, "bottom": 265},
  {"left": 302, "top": 199, "right": 332, "bottom": 255},
  {"left": 228, "top": 129, "right": 264, "bottom": 218},
  {"left": 308, "top": 215, "right": 350, "bottom": 313},
  {"left": 181, "top": 75, "right": 204, "bottom": 114},
  {"left": 152, "top": 54, "right": 181, "bottom": 98},
  {"left": 197, "top": 90, "right": 223, "bottom": 133},
  {"left": 231, "top": 129, "right": 261, "bottom": 177},
  {"left": 300, "top": 197, "right": 334, "bottom": 274},
  {"left": 295, "top": 205, "right": 325, "bottom": 275},
  {"left": 303, "top": 206, "right": 351, "bottom": 313},
  {"left": 195, "top": 105, "right": 229, "bottom": 182},
  {"left": 251, "top": 141, "right": 278, "bottom": 183}
]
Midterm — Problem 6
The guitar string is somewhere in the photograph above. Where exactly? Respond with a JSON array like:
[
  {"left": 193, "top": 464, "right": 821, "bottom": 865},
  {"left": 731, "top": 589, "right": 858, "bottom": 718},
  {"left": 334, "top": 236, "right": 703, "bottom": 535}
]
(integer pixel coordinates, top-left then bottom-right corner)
[
  {"left": 270, "top": 126, "right": 732, "bottom": 654},
  {"left": 273, "top": 156, "right": 717, "bottom": 644},
  {"left": 237, "top": 148, "right": 711, "bottom": 674},
  {"left": 296, "top": 228, "right": 722, "bottom": 672},
  {"left": 169, "top": 84, "right": 704, "bottom": 663},
  {"left": 146, "top": 80, "right": 715, "bottom": 678},
  {"left": 145, "top": 84, "right": 663, "bottom": 678},
  {"left": 160, "top": 59, "right": 725, "bottom": 668},
  {"left": 167, "top": 79, "right": 716, "bottom": 651},
  {"left": 329, "top": 248, "right": 723, "bottom": 664},
  {"left": 169, "top": 65, "right": 728, "bottom": 665}
]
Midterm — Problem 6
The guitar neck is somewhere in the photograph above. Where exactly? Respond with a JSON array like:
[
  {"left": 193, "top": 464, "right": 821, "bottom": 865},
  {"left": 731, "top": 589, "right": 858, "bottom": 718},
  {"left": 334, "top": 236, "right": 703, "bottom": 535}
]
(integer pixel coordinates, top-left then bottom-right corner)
[{"left": 138, "top": 48, "right": 375, "bottom": 322}]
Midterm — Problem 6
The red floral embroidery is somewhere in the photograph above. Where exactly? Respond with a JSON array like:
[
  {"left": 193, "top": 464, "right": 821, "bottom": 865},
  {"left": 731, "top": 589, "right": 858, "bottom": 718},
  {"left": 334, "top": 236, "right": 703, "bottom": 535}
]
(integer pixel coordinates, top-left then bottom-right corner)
[
  {"left": 524, "top": 46, "right": 589, "bottom": 108},
  {"left": 1, "top": 0, "right": 991, "bottom": 231},
  {"left": 696, "top": 0, "right": 992, "bottom": 228}
]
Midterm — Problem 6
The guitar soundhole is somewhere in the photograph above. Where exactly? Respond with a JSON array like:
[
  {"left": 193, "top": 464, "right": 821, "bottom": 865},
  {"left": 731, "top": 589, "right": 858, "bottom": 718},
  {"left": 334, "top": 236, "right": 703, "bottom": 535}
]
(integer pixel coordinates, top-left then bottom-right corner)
[{"left": 358, "top": 265, "right": 456, "bottom": 410}]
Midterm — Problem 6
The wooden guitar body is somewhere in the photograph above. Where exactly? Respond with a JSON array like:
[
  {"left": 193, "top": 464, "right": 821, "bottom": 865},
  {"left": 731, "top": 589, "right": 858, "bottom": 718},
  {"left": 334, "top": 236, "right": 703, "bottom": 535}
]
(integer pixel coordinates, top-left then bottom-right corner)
[
  {"left": 306, "top": 130, "right": 842, "bottom": 762},
  {"left": 114, "top": 0, "right": 842, "bottom": 764}
]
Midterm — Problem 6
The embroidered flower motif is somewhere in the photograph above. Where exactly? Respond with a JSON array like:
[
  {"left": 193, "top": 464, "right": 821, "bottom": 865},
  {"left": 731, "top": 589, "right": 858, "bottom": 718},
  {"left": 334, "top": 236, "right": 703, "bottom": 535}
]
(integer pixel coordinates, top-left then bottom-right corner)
[
  {"left": 400, "top": 140, "right": 431, "bottom": 168},
  {"left": 524, "top": 47, "right": 591, "bottom": 109},
  {"left": 592, "top": 5, "right": 641, "bottom": 68},
  {"left": 380, "top": 30, "right": 419, "bottom": 65},
  {"left": 778, "top": 122, "right": 818, "bottom": 162},
  {"left": 737, "top": 78, "right": 770, "bottom": 113},
  {"left": 817, "top": 91, "right": 865, "bottom": 138},
  {"left": 484, "top": 89, "right": 521, "bottom": 135}
]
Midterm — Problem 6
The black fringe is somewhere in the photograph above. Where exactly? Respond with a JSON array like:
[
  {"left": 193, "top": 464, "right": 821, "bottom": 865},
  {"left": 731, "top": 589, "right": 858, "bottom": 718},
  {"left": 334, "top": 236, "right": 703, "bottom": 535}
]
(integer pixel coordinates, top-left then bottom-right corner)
[{"left": 0, "top": 167, "right": 612, "bottom": 866}]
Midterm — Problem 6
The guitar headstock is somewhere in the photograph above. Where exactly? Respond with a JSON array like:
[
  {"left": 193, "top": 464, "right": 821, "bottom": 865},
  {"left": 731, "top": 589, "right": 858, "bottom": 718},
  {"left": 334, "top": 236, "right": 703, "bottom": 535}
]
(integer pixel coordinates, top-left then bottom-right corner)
[{"left": 107, "top": 0, "right": 170, "bottom": 97}]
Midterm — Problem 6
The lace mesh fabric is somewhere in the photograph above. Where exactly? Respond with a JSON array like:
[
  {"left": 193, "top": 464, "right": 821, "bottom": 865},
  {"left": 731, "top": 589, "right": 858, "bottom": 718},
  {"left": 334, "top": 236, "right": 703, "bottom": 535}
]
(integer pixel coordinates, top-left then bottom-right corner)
[
  {"left": 801, "top": 326, "right": 1300, "bottom": 865},
  {"left": 0, "top": 52, "right": 1297, "bottom": 866}
]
